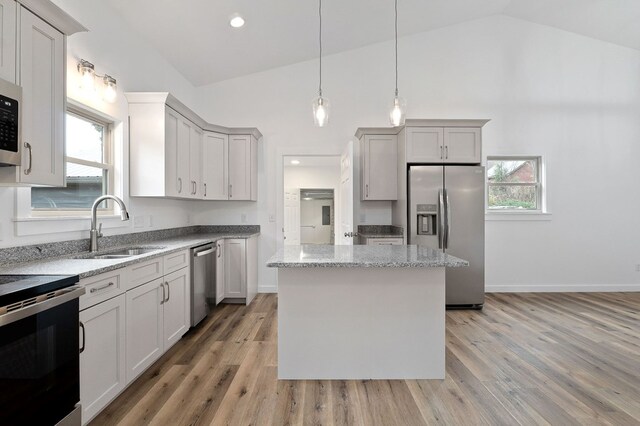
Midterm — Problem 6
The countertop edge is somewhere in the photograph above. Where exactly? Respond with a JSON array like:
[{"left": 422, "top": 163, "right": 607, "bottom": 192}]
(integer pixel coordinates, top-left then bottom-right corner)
[{"left": 0, "top": 232, "right": 260, "bottom": 279}]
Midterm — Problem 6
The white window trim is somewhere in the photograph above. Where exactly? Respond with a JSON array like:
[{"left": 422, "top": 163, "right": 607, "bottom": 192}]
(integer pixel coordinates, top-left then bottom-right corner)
[
  {"left": 14, "top": 99, "right": 127, "bottom": 236},
  {"left": 485, "top": 155, "right": 549, "bottom": 220}
]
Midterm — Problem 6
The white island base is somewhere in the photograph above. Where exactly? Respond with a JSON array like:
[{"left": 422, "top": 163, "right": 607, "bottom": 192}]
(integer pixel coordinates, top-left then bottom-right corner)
[{"left": 277, "top": 267, "right": 445, "bottom": 380}]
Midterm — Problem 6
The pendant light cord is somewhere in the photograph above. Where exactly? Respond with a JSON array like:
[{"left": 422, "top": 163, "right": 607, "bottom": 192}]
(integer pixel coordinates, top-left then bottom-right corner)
[
  {"left": 394, "top": 0, "right": 398, "bottom": 97},
  {"left": 319, "top": 0, "right": 323, "bottom": 97}
]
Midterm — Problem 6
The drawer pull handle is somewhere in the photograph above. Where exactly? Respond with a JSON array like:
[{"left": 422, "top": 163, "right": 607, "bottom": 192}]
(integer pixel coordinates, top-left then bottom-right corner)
[{"left": 90, "top": 282, "right": 115, "bottom": 293}]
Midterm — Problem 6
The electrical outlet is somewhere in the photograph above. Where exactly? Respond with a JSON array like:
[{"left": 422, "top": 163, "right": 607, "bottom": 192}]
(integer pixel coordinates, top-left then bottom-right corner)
[{"left": 241, "top": 213, "right": 247, "bottom": 223}]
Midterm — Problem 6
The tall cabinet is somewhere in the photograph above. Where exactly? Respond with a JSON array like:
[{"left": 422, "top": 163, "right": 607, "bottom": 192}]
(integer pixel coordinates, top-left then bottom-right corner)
[
  {"left": 0, "top": 0, "right": 86, "bottom": 186},
  {"left": 126, "top": 92, "right": 261, "bottom": 201}
]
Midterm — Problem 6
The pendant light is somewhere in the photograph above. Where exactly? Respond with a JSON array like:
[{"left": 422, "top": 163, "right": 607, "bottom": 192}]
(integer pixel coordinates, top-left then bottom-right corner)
[
  {"left": 312, "top": 0, "right": 329, "bottom": 127},
  {"left": 389, "top": 0, "right": 406, "bottom": 126}
]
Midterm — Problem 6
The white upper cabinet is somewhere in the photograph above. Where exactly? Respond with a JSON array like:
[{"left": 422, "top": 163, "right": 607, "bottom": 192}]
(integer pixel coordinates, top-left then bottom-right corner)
[
  {"left": 443, "top": 127, "right": 481, "bottom": 163},
  {"left": 0, "top": 0, "right": 16, "bottom": 83},
  {"left": 126, "top": 92, "right": 261, "bottom": 201},
  {"left": 0, "top": 7, "right": 64, "bottom": 186},
  {"left": 228, "top": 134, "right": 257, "bottom": 201},
  {"left": 189, "top": 126, "right": 203, "bottom": 198},
  {"left": 405, "top": 124, "right": 483, "bottom": 164},
  {"left": 406, "top": 127, "right": 444, "bottom": 163},
  {"left": 361, "top": 134, "right": 397, "bottom": 201},
  {"left": 202, "top": 131, "right": 228, "bottom": 200}
]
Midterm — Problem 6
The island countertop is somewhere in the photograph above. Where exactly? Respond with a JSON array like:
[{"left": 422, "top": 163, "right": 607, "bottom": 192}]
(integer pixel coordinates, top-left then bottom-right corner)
[{"left": 266, "top": 245, "right": 467, "bottom": 268}]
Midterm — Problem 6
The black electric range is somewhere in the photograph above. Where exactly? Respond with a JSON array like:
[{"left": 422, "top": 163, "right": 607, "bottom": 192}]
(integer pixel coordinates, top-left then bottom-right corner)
[
  {"left": 0, "top": 274, "right": 80, "bottom": 306},
  {"left": 0, "top": 274, "right": 83, "bottom": 425}
]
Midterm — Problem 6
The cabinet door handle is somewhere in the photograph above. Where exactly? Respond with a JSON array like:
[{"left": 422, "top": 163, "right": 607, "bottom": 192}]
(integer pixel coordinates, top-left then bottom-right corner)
[
  {"left": 79, "top": 321, "right": 86, "bottom": 354},
  {"left": 229, "top": 184, "right": 232, "bottom": 198},
  {"left": 160, "top": 282, "right": 165, "bottom": 305},
  {"left": 165, "top": 282, "right": 170, "bottom": 302},
  {"left": 24, "top": 142, "right": 32, "bottom": 175},
  {"left": 90, "top": 281, "right": 114, "bottom": 293},
  {"left": 204, "top": 183, "right": 207, "bottom": 197},
  {"left": 178, "top": 177, "right": 182, "bottom": 193},
  {"left": 217, "top": 242, "right": 221, "bottom": 257},
  {"left": 366, "top": 184, "right": 369, "bottom": 198},
  {"left": 440, "top": 145, "right": 443, "bottom": 160},
  {"left": 445, "top": 145, "right": 449, "bottom": 159}
]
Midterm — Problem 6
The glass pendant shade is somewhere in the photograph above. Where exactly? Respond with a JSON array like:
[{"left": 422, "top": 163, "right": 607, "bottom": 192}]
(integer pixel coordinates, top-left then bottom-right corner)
[
  {"left": 103, "top": 75, "right": 117, "bottom": 103},
  {"left": 78, "top": 60, "right": 96, "bottom": 93},
  {"left": 389, "top": 95, "right": 406, "bottom": 126},
  {"left": 313, "top": 96, "right": 330, "bottom": 127}
]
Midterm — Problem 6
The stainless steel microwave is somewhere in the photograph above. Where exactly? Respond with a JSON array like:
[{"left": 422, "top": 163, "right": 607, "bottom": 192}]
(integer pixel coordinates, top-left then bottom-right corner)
[{"left": 0, "top": 78, "right": 21, "bottom": 166}]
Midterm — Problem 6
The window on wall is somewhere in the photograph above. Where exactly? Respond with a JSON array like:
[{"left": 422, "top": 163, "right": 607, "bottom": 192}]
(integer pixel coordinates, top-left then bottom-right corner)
[
  {"left": 487, "top": 156, "right": 542, "bottom": 211},
  {"left": 31, "top": 109, "right": 113, "bottom": 212}
]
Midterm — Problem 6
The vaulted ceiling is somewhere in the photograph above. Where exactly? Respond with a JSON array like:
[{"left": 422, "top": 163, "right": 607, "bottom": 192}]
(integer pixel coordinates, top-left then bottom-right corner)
[{"left": 106, "top": 0, "right": 640, "bottom": 86}]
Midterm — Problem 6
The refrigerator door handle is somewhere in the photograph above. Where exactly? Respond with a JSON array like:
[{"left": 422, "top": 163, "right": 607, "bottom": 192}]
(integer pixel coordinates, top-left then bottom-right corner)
[
  {"left": 438, "top": 189, "right": 445, "bottom": 249},
  {"left": 444, "top": 189, "right": 452, "bottom": 249}
]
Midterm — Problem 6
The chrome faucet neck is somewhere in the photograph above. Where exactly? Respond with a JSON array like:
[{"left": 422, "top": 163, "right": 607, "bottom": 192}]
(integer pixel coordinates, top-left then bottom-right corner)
[{"left": 90, "top": 195, "right": 130, "bottom": 252}]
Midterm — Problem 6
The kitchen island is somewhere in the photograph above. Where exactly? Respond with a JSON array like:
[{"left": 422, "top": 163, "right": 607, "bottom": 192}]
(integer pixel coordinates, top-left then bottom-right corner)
[{"left": 266, "top": 245, "right": 467, "bottom": 380}]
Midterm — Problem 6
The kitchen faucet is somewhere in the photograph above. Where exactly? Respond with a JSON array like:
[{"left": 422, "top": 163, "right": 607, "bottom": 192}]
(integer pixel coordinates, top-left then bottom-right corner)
[{"left": 90, "top": 195, "right": 130, "bottom": 252}]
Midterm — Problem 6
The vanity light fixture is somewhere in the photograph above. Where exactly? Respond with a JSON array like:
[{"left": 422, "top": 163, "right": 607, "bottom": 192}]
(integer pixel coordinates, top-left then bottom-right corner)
[
  {"left": 77, "top": 59, "right": 118, "bottom": 103},
  {"left": 229, "top": 14, "right": 245, "bottom": 28},
  {"left": 389, "top": 0, "right": 406, "bottom": 126},
  {"left": 312, "top": 0, "right": 329, "bottom": 127}
]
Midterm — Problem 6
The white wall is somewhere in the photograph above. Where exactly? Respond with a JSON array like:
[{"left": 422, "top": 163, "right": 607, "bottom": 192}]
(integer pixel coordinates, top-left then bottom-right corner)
[
  {"left": 0, "top": 0, "right": 201, "bottom": 248},
  {"left": 195, "top": 15, "right": 640, "bottom": 292}
]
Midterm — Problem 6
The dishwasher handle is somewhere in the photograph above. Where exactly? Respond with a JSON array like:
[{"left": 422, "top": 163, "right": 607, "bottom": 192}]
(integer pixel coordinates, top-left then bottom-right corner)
[{"left": 193, "top": 246, "right": 216, "bottom": 257}]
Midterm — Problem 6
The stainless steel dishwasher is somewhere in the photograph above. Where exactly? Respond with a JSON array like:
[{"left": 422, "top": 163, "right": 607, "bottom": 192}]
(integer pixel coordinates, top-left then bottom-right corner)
[{"left": 191, "top": 243, "right": 216, "bottom": 327}]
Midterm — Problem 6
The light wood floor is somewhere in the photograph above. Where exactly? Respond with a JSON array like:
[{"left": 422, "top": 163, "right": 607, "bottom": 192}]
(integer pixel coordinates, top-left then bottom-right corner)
[{"left": 91, "top": 292, "right": 640, "bottom": 425}]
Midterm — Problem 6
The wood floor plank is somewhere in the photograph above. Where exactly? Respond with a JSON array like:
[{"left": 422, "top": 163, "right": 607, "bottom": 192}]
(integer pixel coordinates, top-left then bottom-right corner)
[{"left": 90, "top": 293, "right": 640, "bottom": 426}]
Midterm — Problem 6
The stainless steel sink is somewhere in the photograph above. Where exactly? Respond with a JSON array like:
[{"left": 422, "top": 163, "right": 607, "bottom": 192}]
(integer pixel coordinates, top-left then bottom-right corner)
[{"left": 72, "top": 246, "right": 164, "bottom": 260}]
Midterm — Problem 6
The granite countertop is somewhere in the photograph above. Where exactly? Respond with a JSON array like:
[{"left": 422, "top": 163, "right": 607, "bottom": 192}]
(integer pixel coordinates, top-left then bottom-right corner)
[
  {"left": 266, "top": 245, "right": 467, "bottom": 268},
  {"left": 0, "top": 232, "right": 259, "bottom": 279}
]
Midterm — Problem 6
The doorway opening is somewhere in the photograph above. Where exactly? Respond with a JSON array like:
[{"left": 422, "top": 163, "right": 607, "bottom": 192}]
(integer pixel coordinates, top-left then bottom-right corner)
[
  {"left": 300, "top": 189, "right": 334, "bottom": 244},
  {"left": 283, "top": 155, "right": 341, "bottom": 246}
]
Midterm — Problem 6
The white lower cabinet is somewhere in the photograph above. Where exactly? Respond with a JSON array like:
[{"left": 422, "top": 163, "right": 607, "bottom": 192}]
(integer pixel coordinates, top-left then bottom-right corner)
[
  {"left": 224, "top": 239, "right": 246, "bottom": 298},
  {"left": 80, "top": 294, "right": 126, "bottom": 425},
  {"left": 216, "top": 240, "right": 225, "bottom": 304},
  {"left": 125, "top": 278, "right": 164, "bottom": 383},
  {"left": 222, "top": 236, "right": 258, "bottom": 305},
  {"left": 162, "top": 268, "right": 190, "bottom": 349}
]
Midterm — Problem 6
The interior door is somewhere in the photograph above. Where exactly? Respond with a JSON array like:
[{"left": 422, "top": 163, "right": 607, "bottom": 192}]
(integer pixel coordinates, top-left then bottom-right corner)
[
  {"left": 444, "top": 166, "right": 485, "bottom": 306},
  {"left": 340, "top": 141, "right": 354, "bottom": 245},
  {"left": 284, "top": 188, "right": 300, "bottom": 245}
]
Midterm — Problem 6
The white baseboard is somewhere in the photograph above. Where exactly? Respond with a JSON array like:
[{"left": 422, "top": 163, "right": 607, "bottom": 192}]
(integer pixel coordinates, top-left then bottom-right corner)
[
  {"left": 486, "top": 283, "right": 640, "bottom": 293},
  {"left": 258, "top": 285, "right": 278, "bottom": 293}
]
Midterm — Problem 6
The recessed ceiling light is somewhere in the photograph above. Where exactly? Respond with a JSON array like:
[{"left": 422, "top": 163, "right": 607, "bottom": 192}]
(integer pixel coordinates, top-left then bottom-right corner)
[
  {"left": 229, "top": 14, "right": 245, "bottom": 28},
  {"left": 290, "top": 160, "right": 300, "bottom": 165}
]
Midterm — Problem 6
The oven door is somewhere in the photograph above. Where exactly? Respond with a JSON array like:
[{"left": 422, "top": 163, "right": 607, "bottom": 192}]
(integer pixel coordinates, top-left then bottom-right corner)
[{"left": 0, "top": 287, "right": 84, "bottom": 425}]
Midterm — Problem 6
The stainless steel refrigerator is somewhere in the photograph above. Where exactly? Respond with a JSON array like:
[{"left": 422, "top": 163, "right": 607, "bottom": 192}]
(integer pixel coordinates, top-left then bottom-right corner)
[{"left": 408, "top": 165, "right": 485, "bottom": 308}]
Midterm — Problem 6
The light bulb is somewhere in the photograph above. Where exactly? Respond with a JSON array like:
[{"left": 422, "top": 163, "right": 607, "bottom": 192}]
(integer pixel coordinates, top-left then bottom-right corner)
[
  {"left": 78, "top": 60, "right": 96, "bottom": 94},
  {"left": 313, "top": 96, "right": 330, "bottom": 127},
  {"left": 389, "top": 96, "right": 406, "bottom": 126},
  {"left": 103, "top": 75, "right": 117, "bottom": 103}
]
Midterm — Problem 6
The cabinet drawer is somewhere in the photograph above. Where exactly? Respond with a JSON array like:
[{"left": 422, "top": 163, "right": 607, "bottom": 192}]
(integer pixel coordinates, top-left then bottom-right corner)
[
  {"left": 126, "top": 257, "right": 164, "bottom": 290},
  {"left": 164, "top": 249, "right": 189, "bottom": 274},
  {"left": 79, "top": 270, "right": 125, "bottom": 310},
  {"left": 366, "top": 238, "right": 404, "bottom": 245}
]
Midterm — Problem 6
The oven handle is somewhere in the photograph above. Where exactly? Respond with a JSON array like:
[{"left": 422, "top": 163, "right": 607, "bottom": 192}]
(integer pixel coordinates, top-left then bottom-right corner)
[{"left": 0, "top": 286, "right": 85, "bottom": 327}]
